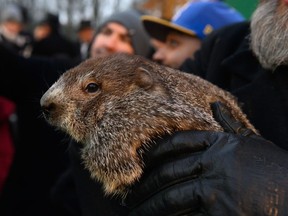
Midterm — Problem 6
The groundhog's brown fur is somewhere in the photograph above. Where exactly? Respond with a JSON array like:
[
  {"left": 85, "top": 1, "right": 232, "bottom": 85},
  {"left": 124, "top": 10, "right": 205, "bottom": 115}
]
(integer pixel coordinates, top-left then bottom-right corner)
[{"left": 40, "top": 53, "right": 257, "bottom": 197}]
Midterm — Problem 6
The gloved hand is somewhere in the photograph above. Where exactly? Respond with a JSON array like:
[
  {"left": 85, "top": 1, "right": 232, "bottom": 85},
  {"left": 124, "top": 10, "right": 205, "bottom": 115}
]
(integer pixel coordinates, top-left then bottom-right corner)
[{"left": 125, "top": 102, "right": 288, "bottom": 216}]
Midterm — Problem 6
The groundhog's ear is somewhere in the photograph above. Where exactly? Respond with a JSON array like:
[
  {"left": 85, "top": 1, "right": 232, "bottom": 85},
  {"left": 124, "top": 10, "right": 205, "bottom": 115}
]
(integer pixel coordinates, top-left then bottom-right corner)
[{"left": 135, "top": 67, "right": 154, "bottom": 89}]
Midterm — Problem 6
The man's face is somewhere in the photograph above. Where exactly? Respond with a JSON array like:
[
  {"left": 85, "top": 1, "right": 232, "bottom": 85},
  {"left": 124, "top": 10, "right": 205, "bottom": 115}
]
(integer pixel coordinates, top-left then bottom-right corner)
[
  {"left": 2, "top": 20, "right": 23, "bottom": 36},
  {"left": 33, "top": 24, "right": 51, "bottom": 41},
  {"left": 250, "top": 0, "right": 288, "bottom": 69},
  {"left": 152, "top": 31, "right": 201, "bottom": 69},
  {"left": 78, "top": 28, "right": 95, "bottom": 43},
  {"left": 90, "top": 22, "right": 134, "bottom": 58}
]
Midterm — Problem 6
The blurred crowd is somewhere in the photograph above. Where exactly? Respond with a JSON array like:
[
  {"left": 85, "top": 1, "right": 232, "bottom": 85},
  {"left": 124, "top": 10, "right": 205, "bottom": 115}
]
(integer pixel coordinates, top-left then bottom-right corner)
[
  {"left": 0, "top": 3, "right": 94, "bottom": 216},
  {"left": 0, "top": 3, "right": 94, "bottom": 60}
]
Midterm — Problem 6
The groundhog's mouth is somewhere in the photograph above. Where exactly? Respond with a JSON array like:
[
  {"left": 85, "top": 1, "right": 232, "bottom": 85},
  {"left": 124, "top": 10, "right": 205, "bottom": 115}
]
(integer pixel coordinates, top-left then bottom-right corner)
[
  {"left": 42, "top": 112, "right": 53, "bottom": 125},
  {"left": 41, "top": 107, "right": 64, "bottom": 130}
]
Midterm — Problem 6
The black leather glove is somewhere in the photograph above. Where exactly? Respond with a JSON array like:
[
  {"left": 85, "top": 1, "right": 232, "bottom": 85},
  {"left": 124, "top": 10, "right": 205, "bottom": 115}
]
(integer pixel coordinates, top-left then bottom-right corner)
[{"left": 125, "top": 102, "right": 288, "bottom": 216}]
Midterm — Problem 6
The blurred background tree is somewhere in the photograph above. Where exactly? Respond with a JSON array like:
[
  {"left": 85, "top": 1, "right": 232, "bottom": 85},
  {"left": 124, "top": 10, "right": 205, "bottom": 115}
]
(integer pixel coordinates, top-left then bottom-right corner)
[{"left": 0, "top": 0, "right": 137, "bottom": 39}]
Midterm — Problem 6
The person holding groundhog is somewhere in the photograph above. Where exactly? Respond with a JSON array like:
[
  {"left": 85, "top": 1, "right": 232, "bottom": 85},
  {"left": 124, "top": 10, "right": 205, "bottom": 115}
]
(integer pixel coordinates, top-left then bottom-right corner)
[
  {"left": 52, "top": 1, "right": 288, "bottom": 216},
  {"left": 127, "top": 0, "right": 288, "bottom": 215}
]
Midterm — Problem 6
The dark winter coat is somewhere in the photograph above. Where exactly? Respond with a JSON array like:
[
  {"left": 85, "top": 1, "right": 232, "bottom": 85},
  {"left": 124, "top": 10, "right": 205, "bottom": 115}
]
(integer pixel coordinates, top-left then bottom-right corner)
[
  {"left": 181, "top": 21, "right": 288, "bottom": 150},
  {"left": 32, "top": 32, "right": 80, "bottom": 59},
  {"left": 0, "top": 43, "right": 80, "bottom": 216}
]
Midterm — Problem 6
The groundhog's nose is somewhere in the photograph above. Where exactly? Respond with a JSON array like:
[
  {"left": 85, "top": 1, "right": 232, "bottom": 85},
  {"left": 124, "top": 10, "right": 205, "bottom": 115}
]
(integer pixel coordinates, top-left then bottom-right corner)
[
  {"left": 41, "top": 102, "right": 56, "bottom": 119},
  {"left": 40, "top": 95, "right": 56, "bottom": 120}
]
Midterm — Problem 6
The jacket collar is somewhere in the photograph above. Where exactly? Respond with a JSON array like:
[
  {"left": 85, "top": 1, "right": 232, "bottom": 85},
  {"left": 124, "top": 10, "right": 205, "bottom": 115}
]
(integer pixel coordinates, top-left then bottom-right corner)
[{"left": 221, "top": 29, "right": 262, "bottom": 82}]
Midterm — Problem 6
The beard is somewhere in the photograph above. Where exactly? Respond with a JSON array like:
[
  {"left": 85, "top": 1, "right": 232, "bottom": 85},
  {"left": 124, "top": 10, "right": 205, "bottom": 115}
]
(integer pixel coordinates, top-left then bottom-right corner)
[{"left": 250, "top": 1, "right": 288, "bottom": 70}]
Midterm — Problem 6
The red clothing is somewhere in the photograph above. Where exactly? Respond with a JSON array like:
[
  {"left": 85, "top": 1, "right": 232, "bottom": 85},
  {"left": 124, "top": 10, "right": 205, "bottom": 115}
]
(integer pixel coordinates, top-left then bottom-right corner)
[{"left": 0, "top": 96, "right": 15, "bottom": 192}]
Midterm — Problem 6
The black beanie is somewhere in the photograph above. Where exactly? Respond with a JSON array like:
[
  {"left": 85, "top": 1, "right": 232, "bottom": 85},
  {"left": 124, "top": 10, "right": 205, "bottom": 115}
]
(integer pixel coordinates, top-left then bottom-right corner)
[{"left": 97, "top": 9, "right": 151, "bottom": 57}]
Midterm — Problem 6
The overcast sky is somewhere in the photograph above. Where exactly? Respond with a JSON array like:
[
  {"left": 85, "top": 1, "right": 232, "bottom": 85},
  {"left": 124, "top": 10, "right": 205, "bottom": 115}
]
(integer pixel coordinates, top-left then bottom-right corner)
[{"left": 100, "top": 0, "right": 135, "bottom": 19}]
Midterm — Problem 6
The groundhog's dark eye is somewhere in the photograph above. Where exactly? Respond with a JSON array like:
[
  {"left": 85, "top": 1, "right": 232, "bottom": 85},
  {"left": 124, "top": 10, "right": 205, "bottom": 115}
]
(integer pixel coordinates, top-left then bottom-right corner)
[{"left": 85, "top": 83, "right": 99, "bottom": 93}]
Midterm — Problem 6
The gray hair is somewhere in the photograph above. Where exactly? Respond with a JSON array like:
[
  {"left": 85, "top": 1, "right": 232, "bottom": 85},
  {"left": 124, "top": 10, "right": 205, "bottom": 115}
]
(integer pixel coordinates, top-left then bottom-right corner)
[{"left": 250, "top": 1, "right": 288, "bottom": 70}]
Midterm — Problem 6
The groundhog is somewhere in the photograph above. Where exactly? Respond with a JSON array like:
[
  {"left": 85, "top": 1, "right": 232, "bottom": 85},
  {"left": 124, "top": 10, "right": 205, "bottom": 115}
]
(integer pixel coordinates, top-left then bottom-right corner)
[{"left": 40, "top": 53, "right": 257, "bottom": 197}]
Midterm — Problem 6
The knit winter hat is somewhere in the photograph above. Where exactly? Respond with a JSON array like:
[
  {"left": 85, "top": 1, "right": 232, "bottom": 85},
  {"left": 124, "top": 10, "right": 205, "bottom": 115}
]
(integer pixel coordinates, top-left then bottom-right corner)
[
  {"left": 97, "top": 10, "right": 151, "bottom": 57},
  {"left": 1, "top": 3, "right": 24, "bottom": 23}
]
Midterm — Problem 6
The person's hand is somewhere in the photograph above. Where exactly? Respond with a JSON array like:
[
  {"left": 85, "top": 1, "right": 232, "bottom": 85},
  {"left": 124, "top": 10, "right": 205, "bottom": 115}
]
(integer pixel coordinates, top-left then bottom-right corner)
[{"left": 125, "top": 102, "right": 288, "bottom": 216}]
